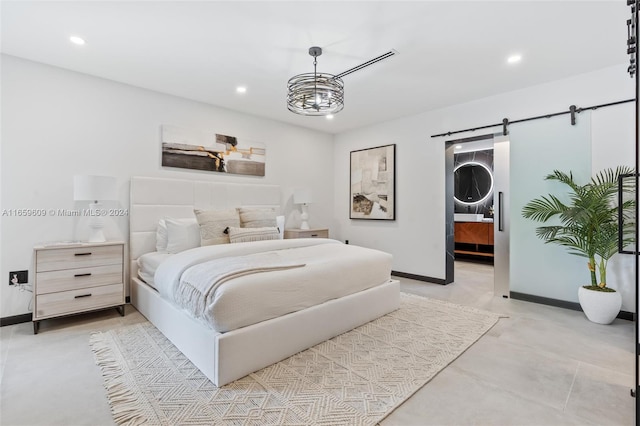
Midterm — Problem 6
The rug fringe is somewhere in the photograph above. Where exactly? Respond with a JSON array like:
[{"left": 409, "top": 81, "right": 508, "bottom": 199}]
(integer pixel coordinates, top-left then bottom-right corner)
[{"left": 90, "top": 331, "right": 153, "bottom": 426}]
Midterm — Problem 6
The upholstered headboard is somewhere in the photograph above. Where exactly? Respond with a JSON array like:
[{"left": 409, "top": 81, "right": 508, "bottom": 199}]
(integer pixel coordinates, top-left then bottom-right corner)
[{"left": 129, "top": 176, "right": 281, "bottom": 281}]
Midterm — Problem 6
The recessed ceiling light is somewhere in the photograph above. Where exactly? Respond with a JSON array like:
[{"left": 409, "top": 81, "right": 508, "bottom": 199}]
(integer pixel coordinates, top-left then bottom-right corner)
[
  {"left": 507, "top": 54, "right": 522, "bottom": 64},
  {"left": 326, "top": 114, "right": 334, "bottom": 120},
  {"left": 455, "top": 145, "right": 463, "bottom": 149},
  {"left": 236, "top": 86, "right": 247, "bottom": 94},
  {"left": 69, "top": 36, "right": 86, "bottom": 45}
]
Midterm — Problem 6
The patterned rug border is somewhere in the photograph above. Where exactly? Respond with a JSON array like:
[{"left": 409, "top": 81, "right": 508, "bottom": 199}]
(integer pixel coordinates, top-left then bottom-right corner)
[{"left": 90, "top": 293, "right": 505, "bottom": 425}]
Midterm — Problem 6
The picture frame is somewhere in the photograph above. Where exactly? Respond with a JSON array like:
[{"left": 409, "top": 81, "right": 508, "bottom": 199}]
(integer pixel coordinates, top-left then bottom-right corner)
[
  {"left": 350, "top": 144, "right": 396, "bottom": 220},
  {"left": 161, "top": 124, "right": 266, "bottom": 177}
]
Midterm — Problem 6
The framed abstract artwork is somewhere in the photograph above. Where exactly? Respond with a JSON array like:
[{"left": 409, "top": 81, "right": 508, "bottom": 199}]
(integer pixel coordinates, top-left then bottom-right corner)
[
  {"left": 161, "top": 124, "right": 266, "bottom": 176},
  {"left": 350, "top": 144, "right": 396, "bottom": 220}
]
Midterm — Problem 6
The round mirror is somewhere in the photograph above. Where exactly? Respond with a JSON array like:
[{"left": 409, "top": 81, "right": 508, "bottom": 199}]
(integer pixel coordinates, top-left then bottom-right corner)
[{"left": 454, "top": 162, "right": 493, "bottom": 204}]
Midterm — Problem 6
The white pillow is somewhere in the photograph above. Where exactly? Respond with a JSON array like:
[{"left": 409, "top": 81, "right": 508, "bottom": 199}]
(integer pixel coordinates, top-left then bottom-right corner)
[
  {"left": 228, "top": 226, "right": 280, "bottom": 244},
  {"left": 156, "top": 218, "right": 197, "bottom": 252},
  {"left": 165, "top": 218, "right": 201, "bottom": 253},
  {"left": 156, "top": 220, "right": 169, "bottom": 252}
]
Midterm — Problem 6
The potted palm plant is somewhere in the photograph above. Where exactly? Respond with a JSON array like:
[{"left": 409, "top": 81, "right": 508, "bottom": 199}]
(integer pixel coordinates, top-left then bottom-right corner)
[{"left": 522, "top": 166, "right": 635, "bottom": 324}]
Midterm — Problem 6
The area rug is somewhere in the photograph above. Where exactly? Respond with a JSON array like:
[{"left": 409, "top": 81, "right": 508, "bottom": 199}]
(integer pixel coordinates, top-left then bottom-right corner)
[{"left": 90, "top": 293, "right": 503, "bottom": 425}]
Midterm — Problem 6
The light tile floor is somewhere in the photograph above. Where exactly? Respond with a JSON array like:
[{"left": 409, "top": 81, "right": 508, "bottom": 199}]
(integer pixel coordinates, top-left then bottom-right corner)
[{"left": 0, "top": 261, "right": 634, "bottom": 426}]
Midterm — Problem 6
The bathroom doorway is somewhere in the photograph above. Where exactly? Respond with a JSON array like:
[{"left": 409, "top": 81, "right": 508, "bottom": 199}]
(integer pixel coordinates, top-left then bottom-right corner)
[{"left": 444, "top": 133, "right": 510, "bottom": 297}]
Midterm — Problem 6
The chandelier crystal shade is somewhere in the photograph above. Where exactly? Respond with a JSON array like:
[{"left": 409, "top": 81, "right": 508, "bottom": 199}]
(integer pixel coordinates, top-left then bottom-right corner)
[{"left": 287, "top": 47, "right": 344, "bottom": 116}]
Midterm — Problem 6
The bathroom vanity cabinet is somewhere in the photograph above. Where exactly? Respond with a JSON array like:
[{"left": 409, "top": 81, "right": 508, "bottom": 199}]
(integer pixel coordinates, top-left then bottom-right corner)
[{"left": 454, "top": 222, "right": 494, "bottom": 258}]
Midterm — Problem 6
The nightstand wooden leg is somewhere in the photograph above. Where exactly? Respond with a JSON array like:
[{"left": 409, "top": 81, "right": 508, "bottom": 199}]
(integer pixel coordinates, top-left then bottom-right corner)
[
  {"left": 33, "top": 321, "right": 39, "bottom": 335},
  {"left": 116, "top": 305, "right": 125, "bottom": 317}
]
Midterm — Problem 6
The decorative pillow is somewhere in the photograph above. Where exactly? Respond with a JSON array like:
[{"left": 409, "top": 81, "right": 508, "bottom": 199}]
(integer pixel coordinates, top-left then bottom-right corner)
[
  {"left": 165, "top": 218, "right": 201, "bottom": 253},
  {"left": 238, "top": 207, "right": 277, "bottom": 228},
  {"left": 228, "top": 226, "right": 280, "bottom": 244},
  {"left": 194, "top": 208, "right": 240, "bottom": 246},
  {"left": 156, "top": 218, "right": 197, "bottom": 253}
]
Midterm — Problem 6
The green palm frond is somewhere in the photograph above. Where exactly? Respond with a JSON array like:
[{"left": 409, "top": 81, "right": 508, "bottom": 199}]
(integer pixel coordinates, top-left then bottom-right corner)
[
  {"left": 535, "top": 225, "right": 593, "bottom": 257},
  {"left": 545, "top": 170, "right": 580, "bottom": 192},
  {"left": 522, "top": 195, "right": 568, "bottom": 222},
  {"left": 591, "top": 166, "right": 634, "bottom": 188}
]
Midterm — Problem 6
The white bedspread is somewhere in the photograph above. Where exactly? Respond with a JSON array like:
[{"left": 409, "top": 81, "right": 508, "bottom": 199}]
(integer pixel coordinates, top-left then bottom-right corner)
[
  {"left": 154, "top": 239, "right": 392, "bottom": 332},
  {"left": 175, "top": 251, "right": 305, "bottom": 326}
]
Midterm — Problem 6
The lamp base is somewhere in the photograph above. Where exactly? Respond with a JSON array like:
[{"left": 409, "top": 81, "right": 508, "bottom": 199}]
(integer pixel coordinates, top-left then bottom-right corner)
[
  {"left": 87, "top": 202, "right": 106, "bottom": 242},
  {"left": 87, "top": 228, "right": 107, "bottom": 243},
  {"left": 300, "top": 204, "right": 310, "bottom": 230}
]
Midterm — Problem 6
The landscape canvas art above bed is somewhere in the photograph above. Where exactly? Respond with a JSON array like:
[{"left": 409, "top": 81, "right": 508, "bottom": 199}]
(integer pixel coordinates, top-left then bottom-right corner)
[
  {"left": 161, "top": 124, "right": 266, "bottom": 176},
  {"left": 350, "top": 144, "right": 396, "bottom": 220}
]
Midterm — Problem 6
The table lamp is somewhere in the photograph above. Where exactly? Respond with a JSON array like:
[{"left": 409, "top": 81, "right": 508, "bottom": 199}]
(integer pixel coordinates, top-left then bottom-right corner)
[
  {"left": 293, "top": 188, "right": 312, "bottom": 230},
  {"left": 73, "top": 175, "right": 117, "bottom": 242}
]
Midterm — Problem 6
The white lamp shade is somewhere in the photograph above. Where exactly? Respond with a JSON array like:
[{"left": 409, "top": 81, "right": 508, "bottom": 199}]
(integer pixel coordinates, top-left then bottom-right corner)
[
  {"left": 293, "top": 188, "right": 312, "bottom": 204},
  {"left": 74, "top": 175, "right": 117, "bottom": 201}
]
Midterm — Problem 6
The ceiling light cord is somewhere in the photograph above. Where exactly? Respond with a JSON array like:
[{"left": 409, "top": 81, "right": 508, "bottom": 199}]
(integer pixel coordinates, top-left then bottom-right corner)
[{"left": 313, "top": 55, "right": 318, "bottom": 110}]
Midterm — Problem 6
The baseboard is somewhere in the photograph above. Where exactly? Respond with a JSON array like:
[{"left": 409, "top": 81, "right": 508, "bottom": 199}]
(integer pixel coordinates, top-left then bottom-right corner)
[
  {"left": 391, "top": 271, "right": 447, "bottom": 285},
  {"left": 510, "top": 291, "right": 634, "bottom": 321},
  {"left": 618, "top": 310, "right": 635, "bottom": 321},
  {"left": 0, "top": 313, "right": 31, "bottom": 327}
]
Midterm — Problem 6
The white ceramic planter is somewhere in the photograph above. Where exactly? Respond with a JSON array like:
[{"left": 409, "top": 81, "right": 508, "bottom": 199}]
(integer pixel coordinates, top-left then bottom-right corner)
[{"left": 578, "top": 286, "right": 622, "bottom": 324}]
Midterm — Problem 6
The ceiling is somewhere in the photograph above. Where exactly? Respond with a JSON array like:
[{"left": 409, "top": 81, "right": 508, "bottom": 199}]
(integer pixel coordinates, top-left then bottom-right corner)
[{"left": 1, "top": 1, "right": 630, "bottom": 134}]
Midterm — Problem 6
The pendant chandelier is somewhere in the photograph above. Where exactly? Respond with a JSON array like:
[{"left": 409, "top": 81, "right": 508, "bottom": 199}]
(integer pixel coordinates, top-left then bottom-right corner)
[{"left": 287, "top": 46, "right": 344, "bottom": 116}]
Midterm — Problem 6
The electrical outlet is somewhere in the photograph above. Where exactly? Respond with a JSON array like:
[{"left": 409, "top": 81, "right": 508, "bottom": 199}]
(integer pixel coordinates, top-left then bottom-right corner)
[{"left": 9, "top": 270, "right": 28, "bottom": 286}]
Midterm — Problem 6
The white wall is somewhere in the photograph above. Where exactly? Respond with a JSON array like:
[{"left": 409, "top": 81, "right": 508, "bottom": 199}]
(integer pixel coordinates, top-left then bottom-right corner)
[
  {"left": 1, "top": 55, "right": 334, "bottom": 317},
  {"left": 333, "top": 64, "right": 635, "bottom": 309}
]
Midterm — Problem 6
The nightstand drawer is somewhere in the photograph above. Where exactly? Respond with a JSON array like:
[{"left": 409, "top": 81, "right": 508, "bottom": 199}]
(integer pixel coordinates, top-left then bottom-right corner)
[
  {"left": 297, "top": 229, "right": 328, "bottom": 238},
  {"left": 35, "top": 284, "right": 124, "bottom": 319},
  {"left": 36, "top": 245, "right": 123, "bottom": 272},
  {"left": 36, "top": 264, "right": 123, "bottom": 295},
  {"left": 284, "top": 229, "right": 329, "bottom": 239}
]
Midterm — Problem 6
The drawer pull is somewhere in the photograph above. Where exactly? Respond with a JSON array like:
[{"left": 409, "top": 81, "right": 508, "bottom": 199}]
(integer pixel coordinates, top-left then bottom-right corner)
[
  {"left": 74, "top": 252, "right": 92, "bottom": 256},
  {"left": 74, "top": 273, "right": 92, "bottom": 277},
  {"left": 74, "top": 293, "right": 92, "bottom": 299},
  {"left": 311, "top": 234, "right": 318, "bottom": 237}
]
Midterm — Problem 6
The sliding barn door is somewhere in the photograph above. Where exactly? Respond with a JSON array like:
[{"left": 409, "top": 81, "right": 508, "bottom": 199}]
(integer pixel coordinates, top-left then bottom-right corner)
[
  {"left": 508, "top": 112, "right": 592, "bottom": 302},
  {"left": 493, "top": 134, "right": 509, "bottom": 298}
]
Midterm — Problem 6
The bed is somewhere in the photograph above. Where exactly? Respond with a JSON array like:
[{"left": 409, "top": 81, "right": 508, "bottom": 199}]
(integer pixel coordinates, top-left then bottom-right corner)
[{"left": 129, "top": 176, "right": 400, "bottom": 387}]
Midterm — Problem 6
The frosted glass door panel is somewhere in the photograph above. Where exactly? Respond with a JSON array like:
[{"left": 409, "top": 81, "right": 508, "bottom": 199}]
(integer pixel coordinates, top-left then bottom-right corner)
[{"left": 509, "top": 113, "right": 591, "bottom": 302}]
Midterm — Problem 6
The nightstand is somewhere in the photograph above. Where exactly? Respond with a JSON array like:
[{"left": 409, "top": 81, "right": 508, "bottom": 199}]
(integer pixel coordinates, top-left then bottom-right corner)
[
  {"left": 284, "top": 228, "right": 329, "bottom": 239},
  {"left": 33, "top": 241, "right": 125, "bottom": 334}
]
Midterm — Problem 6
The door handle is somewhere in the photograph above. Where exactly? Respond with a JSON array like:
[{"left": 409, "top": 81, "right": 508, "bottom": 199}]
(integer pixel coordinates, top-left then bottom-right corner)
[{"left": 498, "top": 191, "right": 504, "bottom": 232}]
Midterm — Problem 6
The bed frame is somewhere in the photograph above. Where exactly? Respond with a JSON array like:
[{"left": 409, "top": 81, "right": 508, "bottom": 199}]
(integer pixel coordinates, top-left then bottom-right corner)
[{"left": 129, "top": 176, "right": 400, "bottom": 387}]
